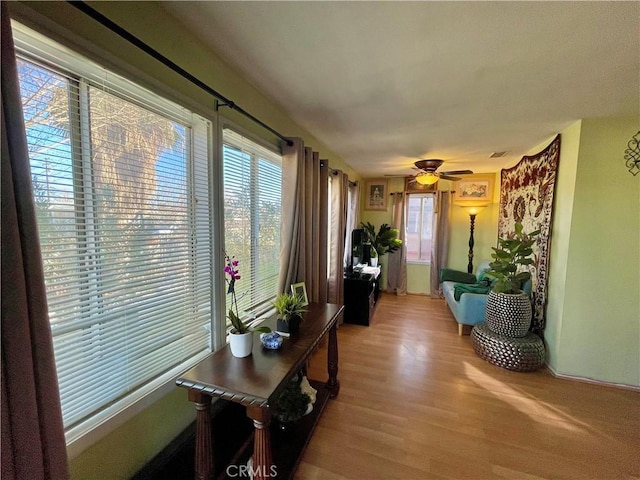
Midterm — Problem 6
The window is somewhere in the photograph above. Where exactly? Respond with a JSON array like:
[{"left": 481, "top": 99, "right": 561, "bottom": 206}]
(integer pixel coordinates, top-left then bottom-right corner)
[
  {"left": 405, "top": 194, "right": 434, "bottom": 262},
  {"left": 222, "top": 129, "right": 282, "bottom": 320},
  {"left": 15, "top": 23, "right": 213, "bottom": 445}
]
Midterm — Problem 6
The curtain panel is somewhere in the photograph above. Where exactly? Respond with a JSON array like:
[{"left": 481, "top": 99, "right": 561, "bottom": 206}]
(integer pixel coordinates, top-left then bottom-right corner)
[
  {"left": 430, "top": 191, "right": 452, "bottom": 297},
  {"left": 279, "top": 138, "right": 328, "bottom": 303},
  {"left": 386, "top": 193, "right": 407, "bottom": 295},
  {"left": 328, "top": 171, "right": 348, "bottom": 305},
  {"left": 1, "top": 6, "right": 69, "bottom": 478},
  {"left": 343, "top": 181, "right": 360, "bottom": 269}
]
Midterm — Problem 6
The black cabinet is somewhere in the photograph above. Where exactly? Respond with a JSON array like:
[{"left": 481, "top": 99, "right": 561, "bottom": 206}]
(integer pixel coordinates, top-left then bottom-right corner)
[{"left": 343, "top": 273, "right": 380, "bottom": 326}]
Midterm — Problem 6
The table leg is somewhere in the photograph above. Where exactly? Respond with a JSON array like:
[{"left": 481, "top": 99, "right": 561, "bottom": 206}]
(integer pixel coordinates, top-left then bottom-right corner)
[
  {"left": 188, "top": 391, "right": 213, "bottom": 480},
  {"left": 247, "top": 405, "right": 273, "bottom": 480},
  {"left": 326, "top": 321, "right": 340, "bottom": 397}
]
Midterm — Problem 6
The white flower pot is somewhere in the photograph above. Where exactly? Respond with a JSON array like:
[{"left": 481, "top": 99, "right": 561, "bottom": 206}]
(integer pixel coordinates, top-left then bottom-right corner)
[
  {"left": 229, "top": 331, "right": 253, "bottom": 357},
  {"left": 370, "top": 257, "right": 378, "bottom": 267}
]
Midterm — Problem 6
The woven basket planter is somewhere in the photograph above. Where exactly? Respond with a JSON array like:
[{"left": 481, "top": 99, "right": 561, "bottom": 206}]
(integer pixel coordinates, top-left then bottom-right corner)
[
  {"left": 471, "top": 323, "right": 545, "bottom": 372},
  {"left": 485, "top": 291, "right": 532, "bottom": 337}
]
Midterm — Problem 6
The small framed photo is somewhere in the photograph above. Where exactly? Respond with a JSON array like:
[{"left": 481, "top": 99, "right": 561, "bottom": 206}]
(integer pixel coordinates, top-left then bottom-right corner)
[
  {"left": 453, "top": 174, "right": 495, "bottom": 203},
  {"left": 364, "top": 179, "right": 388, "bottom": 210},
  {"left": 290, "top": 282, "right": 309, "bottom": 306}
]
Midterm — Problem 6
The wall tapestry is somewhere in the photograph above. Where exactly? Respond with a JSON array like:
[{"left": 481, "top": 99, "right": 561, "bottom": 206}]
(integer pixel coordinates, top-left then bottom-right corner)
[{"left": 498, "top": 134, "right": 561, "bottom": 335}]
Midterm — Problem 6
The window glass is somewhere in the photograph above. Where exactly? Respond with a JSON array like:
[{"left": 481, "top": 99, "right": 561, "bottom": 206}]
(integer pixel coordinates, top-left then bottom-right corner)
[
  {"left": 222, "top": 130, "right": 282, "bottom": 320},
  {"left": 405, "top": 194, "right": 434, "bottom": 262},
  {"left": 16, "top": 40, "right": 213, "bottom": 439}
]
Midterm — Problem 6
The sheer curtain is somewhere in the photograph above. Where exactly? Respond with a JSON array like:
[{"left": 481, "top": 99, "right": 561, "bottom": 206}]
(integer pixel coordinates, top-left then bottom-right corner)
[
  {"left": 279, "top": 138, "right": 328, "bottom": 303},
  {"left": 386, "top": 193, "right": 407, "bottom": 295},
  {"left": 343, "top": 181, "right": 360, "bottom": 269},
  {"left": 430, "top": 191, "right": 452, "bottom": 297},
  {"left": 328, "top": 171, "right": 348, "bottom": 305},
  {"left": 1, "top": 7, "right": 69, "bottom": 478}
]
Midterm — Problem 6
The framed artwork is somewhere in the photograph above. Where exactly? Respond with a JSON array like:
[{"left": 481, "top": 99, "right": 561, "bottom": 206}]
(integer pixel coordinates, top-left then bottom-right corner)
[
  {"left": 364, "top": 179, "right": 388, "bottom": 210},
  {"left": 291, "top": 282, "right": 309, "bottom": 306},
  {"left": 453, "top": 174, "right": 494, "bottom": 203},
  {"left": 405, "top": 176, "right": 437, "bottom": 193}
]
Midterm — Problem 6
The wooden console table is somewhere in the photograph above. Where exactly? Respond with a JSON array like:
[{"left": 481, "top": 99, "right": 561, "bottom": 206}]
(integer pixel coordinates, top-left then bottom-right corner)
[{"left": 176, "top": 303, "right": 343, "bottom": 480}]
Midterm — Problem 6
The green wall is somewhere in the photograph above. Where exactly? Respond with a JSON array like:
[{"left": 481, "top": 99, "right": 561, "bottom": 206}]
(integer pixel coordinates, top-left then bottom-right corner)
[
  {"left": 551, "top": 117, "right": 639, "bottom": 386},
  {"left": 9, "top": 1, "right": 359, "bottom": 477}
]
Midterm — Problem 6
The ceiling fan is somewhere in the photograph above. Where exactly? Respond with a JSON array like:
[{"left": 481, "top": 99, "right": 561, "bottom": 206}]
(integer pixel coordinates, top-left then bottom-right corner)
[{"left": 393, "top": 159, "right": 473, "bottom": 185}]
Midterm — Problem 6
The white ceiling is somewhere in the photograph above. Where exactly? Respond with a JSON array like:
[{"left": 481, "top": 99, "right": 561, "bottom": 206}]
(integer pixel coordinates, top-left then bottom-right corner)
[{"left": 161, "top": 1, "right": 639, "bottom": 178}]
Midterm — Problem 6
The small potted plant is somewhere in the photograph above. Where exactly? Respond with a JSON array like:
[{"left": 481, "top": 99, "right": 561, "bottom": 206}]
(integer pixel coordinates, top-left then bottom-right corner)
[
  {"left": 484, "top": 222, "right": 540, "bottom": 337},
  {"left": 273, "top": 374, "right": 313, "bottom": 431},
  {"left": 273, "top": 293, "right": 307, "bottom": 334},
  {"left": 224, "top": 253, "right": 270, "bottom": 357}
]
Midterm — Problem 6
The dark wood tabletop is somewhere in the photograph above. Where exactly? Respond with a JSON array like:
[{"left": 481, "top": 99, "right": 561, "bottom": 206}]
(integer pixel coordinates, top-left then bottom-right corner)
[{"left": 176, "top": 302, "right": 343, "bottom": 407}]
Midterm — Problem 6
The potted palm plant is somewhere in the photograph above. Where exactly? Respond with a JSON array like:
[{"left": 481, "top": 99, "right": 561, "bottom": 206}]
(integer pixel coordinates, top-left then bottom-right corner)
[
  {"left": 484, "top": 222, "right": 540, "bottom": 337},
  {"left": 273, "top": 293, "right": 307, "bottom": 334}
]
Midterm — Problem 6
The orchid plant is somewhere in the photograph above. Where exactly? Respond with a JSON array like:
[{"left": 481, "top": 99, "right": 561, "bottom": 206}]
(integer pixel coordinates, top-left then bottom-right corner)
[{"left": 224, "top": 253, "right": 271, "bottom": 334}]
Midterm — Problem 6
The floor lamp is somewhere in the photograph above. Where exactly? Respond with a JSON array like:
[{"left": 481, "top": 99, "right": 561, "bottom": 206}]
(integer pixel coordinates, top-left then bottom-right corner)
[{"left": 461, "top": 205, "right": 486, "bottom": 274}]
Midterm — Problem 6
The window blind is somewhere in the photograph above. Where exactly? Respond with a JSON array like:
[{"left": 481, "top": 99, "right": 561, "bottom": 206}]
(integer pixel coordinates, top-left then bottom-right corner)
[
  {"left": 15, "top": 22, "right": 213, "bottom": 438},
  {"left": 222, "top": 129, "right": 282, "bottom": 319}
]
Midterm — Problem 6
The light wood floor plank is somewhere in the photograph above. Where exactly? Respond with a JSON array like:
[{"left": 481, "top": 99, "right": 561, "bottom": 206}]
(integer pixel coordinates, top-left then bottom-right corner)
[{"left": 297, "top": 293, "right": 639, "bottom": 480}]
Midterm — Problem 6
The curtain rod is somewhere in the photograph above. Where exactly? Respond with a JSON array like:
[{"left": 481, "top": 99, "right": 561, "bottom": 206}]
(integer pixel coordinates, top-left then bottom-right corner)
[{"left": 68, "top": 1, "right": 294, "bottom": 147}]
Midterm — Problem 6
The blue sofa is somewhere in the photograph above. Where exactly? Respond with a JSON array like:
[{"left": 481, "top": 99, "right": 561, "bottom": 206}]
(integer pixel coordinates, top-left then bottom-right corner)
[
  {"left": 441, "top": 262, "right": 532, "bottom": 335},
  {"left": 441, "top": 262, "right": 491, "bottom": 335}
]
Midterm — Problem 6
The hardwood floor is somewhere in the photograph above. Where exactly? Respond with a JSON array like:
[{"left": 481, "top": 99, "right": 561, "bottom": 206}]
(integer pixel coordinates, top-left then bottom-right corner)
[{"left": 299, "top": 293, "right": 639, "bottom": 480}]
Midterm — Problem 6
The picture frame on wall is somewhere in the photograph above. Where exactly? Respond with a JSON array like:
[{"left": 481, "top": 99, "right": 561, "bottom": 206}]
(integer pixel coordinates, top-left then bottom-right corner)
[
  {"left": 453, "top": 174, "right": 494, "bottom": 203},
  {"left": 364, "top": 179, "right": 388, "bottom": 210}
]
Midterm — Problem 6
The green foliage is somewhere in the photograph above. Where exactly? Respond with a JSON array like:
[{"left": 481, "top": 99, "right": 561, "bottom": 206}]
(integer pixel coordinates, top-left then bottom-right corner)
[
  {"left": 274, "top": 378, "right": 311, "bottom": 424},
  {"left": 273, "top": 293, "right": 308, "bottom": 323},
  {"left": 485, "top": 222, "right": 541, "bottom": 294},
  {"left": 227, "top": 309, "right": 271, "bottom": 335},
  {"left": 360, "top": 222, "right": 403, "bottom": 255}
]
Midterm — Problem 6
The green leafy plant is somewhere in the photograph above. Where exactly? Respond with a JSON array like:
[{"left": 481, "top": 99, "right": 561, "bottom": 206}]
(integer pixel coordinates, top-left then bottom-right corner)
[
  {"left": 274, "top": 376, "right": 311, "bottom": 424},
  {"left": 224, "top": 253, "right": 271, "bottom": 334},
  {"left": 273, "top": 293, "right": 307, "bottom": 323},
  {"left": 360, "top": 222, "right": 402, "bottom": 255},
  {"left": 485, "top": 222, "right": 541, "bottom": 294}
]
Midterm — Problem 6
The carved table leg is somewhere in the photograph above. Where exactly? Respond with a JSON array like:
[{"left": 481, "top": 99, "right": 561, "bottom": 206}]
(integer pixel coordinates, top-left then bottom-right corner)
[
  {"left": 247, "top": 405, "right": 272, "bottom": 480},
  {"left": 188, "top": 391, "right": 213, "bottom": 480},
  {"left": 326, "top": 321, "right": 340, "bottom": 397}
]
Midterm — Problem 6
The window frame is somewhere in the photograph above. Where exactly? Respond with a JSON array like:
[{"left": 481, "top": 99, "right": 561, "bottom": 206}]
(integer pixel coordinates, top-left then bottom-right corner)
[
  {"left": 405, "top": 192, "right": 435, "bottom": 265},
  {"left": 12, "top": 21, "right": 224, "bottom": 458},
  {"left": 219, "top": 122, "right": 283, "bottom": 326}
]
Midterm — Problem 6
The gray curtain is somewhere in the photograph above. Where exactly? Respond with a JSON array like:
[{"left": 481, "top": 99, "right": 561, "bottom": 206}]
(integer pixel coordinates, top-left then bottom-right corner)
[
  {"left": 1, "top": 6, "right": 69, "bottom": 478},
  {"left": 430, "top": 191, "right": 452, "bottom": 297},
  {"left": 328, "top": 171, "right": 348, "bottom": 305},
  {"left": 386, "top": 192, "right": 407, "bottom": 295},
  {"left": 343, "top": 181, "right": 360, "bottom": 269},
  {"left": 279, "top": 138, "right": 328, "bottom": 303}
]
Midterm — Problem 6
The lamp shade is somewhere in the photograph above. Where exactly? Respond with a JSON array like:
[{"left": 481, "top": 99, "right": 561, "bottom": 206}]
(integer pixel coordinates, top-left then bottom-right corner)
[
  {"left": 461, "top": 205, "right": 487, "bottom": 216},
  {"left": 415, "top": 172, "right": 439, "bottom": 185}
]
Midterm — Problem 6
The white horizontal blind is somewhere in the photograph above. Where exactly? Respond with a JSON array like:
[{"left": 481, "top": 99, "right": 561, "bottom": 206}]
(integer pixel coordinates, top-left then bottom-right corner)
[
  {"left": 15, "top": 24, "right": 213, "bottom": 433},
  {"left": 222, "top": 129, "right": 282, "bottom": 320},
  {"left": 406, "top": 193, "right": 434, "bottom": 262}
]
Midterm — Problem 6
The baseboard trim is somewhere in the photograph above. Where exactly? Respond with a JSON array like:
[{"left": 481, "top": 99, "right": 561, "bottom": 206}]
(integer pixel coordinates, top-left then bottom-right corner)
[{"left": 544, "top": 364, "right": 640, "bottom": 392}]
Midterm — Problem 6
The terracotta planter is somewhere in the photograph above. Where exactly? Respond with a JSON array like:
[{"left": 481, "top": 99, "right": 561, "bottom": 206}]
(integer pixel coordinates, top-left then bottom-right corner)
[
  {"left": 485, "top": 291, "right": 532, "bottom": 338},
  {"left": 228, "top": 331, "right": 253, "bottom": 357}
]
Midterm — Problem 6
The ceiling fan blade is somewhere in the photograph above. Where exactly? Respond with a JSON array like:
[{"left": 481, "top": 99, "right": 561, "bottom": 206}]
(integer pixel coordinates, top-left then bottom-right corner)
[
  {"left": 439, "top": 174, "right": 461, "bottom": 181},
  {"left": 384, "top": 174, "right": 410, "bottom": 177},
  {"left": 440, "top": 170, "right": 473, "bottom": 175}
]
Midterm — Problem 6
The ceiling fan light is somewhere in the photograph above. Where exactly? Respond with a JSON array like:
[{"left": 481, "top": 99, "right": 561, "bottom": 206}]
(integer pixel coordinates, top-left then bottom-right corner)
[{"left": 415, "top": 172, "right": 439, "bottom": 185}]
